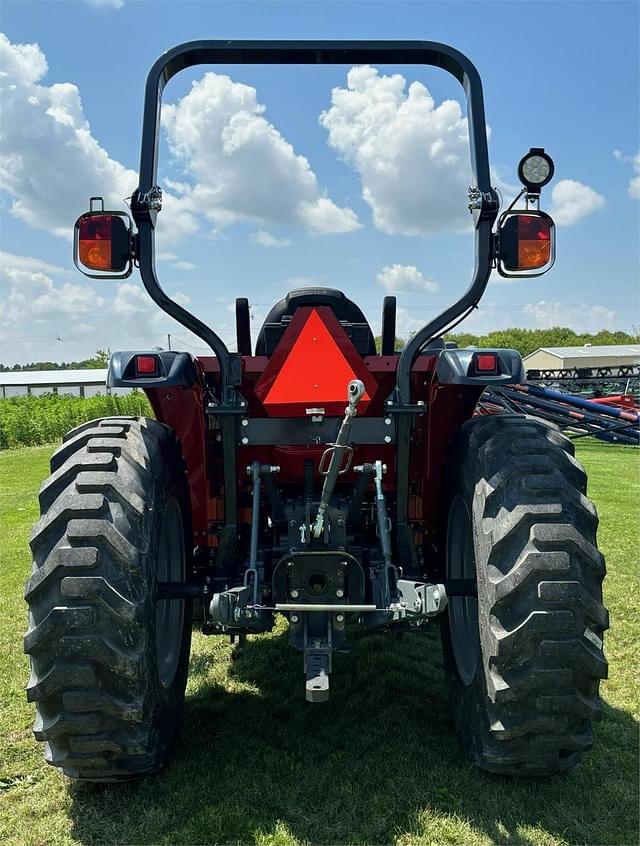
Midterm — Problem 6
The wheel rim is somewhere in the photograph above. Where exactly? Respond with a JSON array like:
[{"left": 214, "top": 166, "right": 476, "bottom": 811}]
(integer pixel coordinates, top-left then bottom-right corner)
[
  {"left": 447, "top": 494, "right": 480, "bottom": 686},
  {"left": 155, "top": 497, "right": 185, "bottom": 689}
]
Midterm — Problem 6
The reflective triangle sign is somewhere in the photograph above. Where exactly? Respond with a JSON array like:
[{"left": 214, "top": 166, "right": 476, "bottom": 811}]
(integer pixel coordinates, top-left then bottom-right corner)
[{"left": 255, "top": 307, "right": 377, "bottom": 417}]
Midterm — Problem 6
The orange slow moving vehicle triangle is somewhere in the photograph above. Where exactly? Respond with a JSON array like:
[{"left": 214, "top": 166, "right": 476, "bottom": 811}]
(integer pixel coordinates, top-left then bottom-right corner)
[{"left": 256, "top": 307, "right": 376, "bottom": 416}]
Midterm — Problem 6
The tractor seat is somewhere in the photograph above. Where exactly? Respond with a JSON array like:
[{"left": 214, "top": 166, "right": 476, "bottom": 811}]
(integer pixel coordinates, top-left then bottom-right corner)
[{"left": 254, "top": 288, "right": 377, "bottom": 356}]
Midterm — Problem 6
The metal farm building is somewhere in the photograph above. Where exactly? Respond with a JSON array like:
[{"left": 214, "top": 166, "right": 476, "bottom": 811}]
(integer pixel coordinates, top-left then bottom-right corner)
[
  {"left": 0, "top": 369, "right": 130, "bottom": 398},
  {"left": 524, "top": 345, "right": 640, "bottom": 373}
]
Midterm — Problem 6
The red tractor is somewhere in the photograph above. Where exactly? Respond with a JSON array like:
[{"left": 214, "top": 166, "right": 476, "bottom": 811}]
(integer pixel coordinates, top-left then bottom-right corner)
[{"left": 25, "top": 41, "right": 607, "bottom": 781}]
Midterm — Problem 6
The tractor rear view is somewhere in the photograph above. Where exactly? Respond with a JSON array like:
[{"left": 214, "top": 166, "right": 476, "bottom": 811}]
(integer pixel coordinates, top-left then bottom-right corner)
[{"left": 25, "top": 40, "right": 608, "bottom": 781}]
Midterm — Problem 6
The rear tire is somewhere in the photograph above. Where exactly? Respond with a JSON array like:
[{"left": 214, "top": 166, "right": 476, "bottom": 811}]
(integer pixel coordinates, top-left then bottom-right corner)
[
  {"left": 441, "top": 414, "right": 608, "bottom": 775},
  {"left": 24, "top": 416, "right": 192, "bottom": 781}
]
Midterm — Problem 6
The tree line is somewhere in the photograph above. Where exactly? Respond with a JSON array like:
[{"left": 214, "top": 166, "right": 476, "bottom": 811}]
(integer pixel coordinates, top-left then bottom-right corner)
[
  {"left": 0, "top": 349, "right": 111, "bottom": 372},
  {"left": 377, "top": 328, "right": 639, "bottom": 358}
]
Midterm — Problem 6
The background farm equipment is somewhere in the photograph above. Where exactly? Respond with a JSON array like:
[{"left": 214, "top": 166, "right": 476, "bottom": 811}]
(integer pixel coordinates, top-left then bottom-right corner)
[{"left": 480, "top": 380, "right": 640, "bottom": 445}]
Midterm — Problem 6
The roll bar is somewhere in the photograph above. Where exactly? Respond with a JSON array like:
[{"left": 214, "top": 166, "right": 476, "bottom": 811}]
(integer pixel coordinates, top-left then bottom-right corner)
[{"left": 131, "top": 40, "right": 499, "bottom": 404}]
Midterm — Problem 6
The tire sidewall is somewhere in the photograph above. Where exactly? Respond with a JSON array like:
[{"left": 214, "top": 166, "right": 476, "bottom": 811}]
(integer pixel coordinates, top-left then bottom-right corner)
[
  {"left": 142, "top": 428, "right": 193, "bottom": 762},
  {"left": 440, "top": 431, "right": 494, "bottom": 764}
]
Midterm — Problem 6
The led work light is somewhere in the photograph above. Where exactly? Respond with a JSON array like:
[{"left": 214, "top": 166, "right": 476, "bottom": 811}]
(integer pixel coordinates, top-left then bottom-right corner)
[{"left": 517, "top": 148, "right": 555, "bottom": 192}]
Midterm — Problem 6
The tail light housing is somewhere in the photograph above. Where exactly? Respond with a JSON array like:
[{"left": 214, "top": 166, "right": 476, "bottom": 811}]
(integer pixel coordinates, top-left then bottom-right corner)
[
  {"left": 74, "top": 197, "right": 134, "bottom": 279},
  {"left": 497, "top": 210, "right": 555, "bottom": 278}
]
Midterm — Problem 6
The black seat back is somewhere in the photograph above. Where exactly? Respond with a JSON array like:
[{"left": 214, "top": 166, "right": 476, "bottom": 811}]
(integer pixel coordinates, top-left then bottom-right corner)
[{"left": 254, "top": 288, "right": 376, "bottom": 356}]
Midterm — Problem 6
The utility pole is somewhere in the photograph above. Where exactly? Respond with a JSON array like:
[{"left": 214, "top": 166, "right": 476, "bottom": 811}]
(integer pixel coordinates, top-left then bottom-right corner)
[{"left": 167, "top": 333, "right": 172, "bottom": 350}]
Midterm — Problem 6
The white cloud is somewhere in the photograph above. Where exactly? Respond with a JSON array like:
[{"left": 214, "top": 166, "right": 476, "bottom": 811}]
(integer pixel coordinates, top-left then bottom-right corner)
[
  {"left": 376, "top": 263, "right": 439, "bottom": 293},
  {"left": 155, "top": 252, "right": 197, "bottom": 270},
  {"left": 0, "top": 33, "right": 194, "bottom": 247},
  {"left": 162, "top": 72, "right": 360, "bottom": 236},
  {"left": 0, "top": 251, "right": 64, "bottom": 275},
  {"left": 173, "top": 291, "right": 191, "bottom": 307},
  {"left": 112, "top": 281, "right": 152, "bottom": 316},
  {"left": 613, "top": 149, "right": 640, "bottom": 199},
  {"left": 84, "top": 0, "right": 125, "bottom": 8},
  {"left": 0, "top": 34, "right": 357, "bottom": 255},
  {"left": 548, "top": 179, "right": 605, "bottom": 226},
  {"left": 395, "top": 306, "right": 426, "bottom": 338},
  {"left": 523, "top": 300, "right": 617, "bottom": 331},
  {"left": 251, "top": 230, "right": 291, "bottom": 248},
  {"left": 0, "top": 266, "right": 102, "bottom": 318},
  {"left": 0, "top": 33, "right": 47, "bottom": 82},
  {"left": 0, "top": 252, "right": 205, "bottom": 364},
  {"left": 0, "top": 33, "right": 133, "bottom": 237},
  {"left": 0, "top": 253, "right": 105, "bottom": 361},
  {"left": 320, "top": 66, "right": 476, "bottom": 235}
]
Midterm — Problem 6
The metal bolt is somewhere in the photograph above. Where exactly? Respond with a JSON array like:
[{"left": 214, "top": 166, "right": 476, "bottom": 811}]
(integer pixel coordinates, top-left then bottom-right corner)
[
  {"left": 241, "top": 436, "right": 249, "bottom": 445},
  {"left": 290, "top": 589, "right": 299, "bottom": 598},
  {"left": 336, "top": 614, "right": 344, "bottom": 623},
  {"left": 384, "top": 417, "right": 392, "bottom": 425},
  {"left": 468, "top": 186, "right": 482, "bottom": 210},
  {"left": 289, "top": 520, "right": 296, "bottom": 528},
  {"left": 384, "top": 435, "right": 392, "bottom": 444},
  {"left": 337, "top": 519, "right": 344, "bottom": 527},
  {"left": 290, "top": 614, "right": 299, "bottom": 623},
  {"left": 241, "top": 418, "right": 249, "bottom": 427},
  {"left": 386, "top": 400, "right": 393, "bottom": 406},
  {"left": 336, "top": 589, "right": 344, "bottom": 598}
]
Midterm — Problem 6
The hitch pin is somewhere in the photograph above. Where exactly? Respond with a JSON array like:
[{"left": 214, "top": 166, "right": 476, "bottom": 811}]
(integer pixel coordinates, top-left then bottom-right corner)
[{"left": 312, "top": 379, "right": 365, "bottom": 538}]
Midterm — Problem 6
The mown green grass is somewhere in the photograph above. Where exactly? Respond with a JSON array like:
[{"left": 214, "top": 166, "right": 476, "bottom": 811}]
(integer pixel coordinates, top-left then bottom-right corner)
[{"left": 0, "top": 441, "right": 638, "bottom": 846}]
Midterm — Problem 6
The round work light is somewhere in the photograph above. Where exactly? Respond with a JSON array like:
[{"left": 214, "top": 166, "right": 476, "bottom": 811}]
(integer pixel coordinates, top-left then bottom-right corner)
[{"left": 517, "top": 148, "right": 555, "bottom": 191}]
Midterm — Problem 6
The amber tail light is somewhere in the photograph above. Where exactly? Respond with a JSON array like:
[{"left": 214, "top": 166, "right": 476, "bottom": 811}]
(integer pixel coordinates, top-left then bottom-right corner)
[
  {"left": 497, "top": 210, "right": 555, "bottom": 278},
  {"left": 73, "top": 200, "right": 133, "bottom": 279}
]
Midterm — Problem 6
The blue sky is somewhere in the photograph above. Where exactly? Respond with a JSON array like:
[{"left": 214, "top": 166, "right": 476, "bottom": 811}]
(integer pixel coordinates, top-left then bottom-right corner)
[{"left": 1, "top": 0, "right": 638, "bottom": 364}]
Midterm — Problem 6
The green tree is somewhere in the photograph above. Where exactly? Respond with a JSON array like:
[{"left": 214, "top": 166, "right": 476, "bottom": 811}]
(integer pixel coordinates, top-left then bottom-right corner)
[
  {"left": 445, "top": 327, "right": 638, "bottom": 357},
  {"left": 84, "top": 349, "right": 111, "bottom": 368}
]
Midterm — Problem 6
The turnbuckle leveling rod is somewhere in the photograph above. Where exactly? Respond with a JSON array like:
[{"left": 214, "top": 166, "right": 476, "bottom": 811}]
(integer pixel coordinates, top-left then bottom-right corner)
[
  {"left": 374, "top": 459, "right": 396, "bottom": 604},
  {"left": 312, "top": 379, "right": 365, "bottom": 538}
]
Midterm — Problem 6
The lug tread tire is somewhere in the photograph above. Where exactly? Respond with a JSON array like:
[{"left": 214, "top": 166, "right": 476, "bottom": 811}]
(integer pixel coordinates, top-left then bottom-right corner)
[
  {"left": 25, "top": 417, "right": 192, "bottom": 781},
  {"left": 442, "top": 414, "right": 608, "bottom": 776}
]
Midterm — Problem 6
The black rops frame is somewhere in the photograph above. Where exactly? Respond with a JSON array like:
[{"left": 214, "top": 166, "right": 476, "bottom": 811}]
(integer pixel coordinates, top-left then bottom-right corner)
[{"left": 131, "top": 40, "right": 499, "bottom": 406}]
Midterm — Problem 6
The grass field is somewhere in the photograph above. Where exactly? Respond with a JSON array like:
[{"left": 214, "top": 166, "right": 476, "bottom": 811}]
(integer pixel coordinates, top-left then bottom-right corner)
[{"left": 0, "top": 441, "right": 638, "bottom": 846}]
